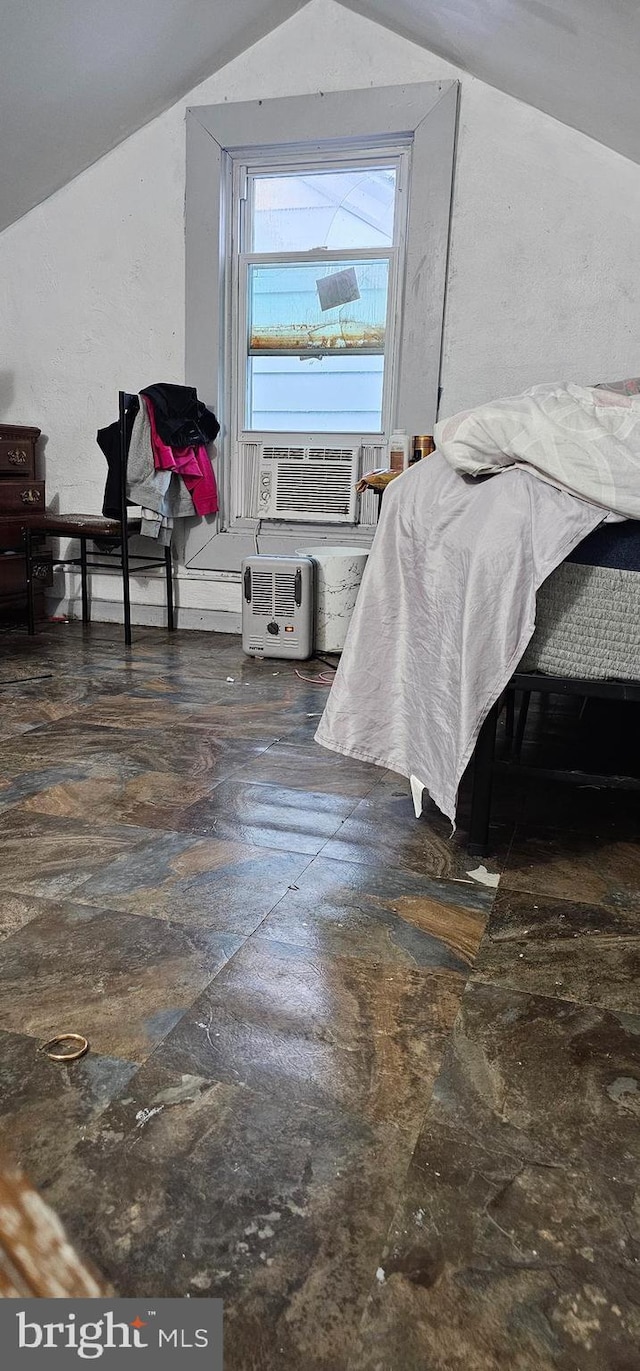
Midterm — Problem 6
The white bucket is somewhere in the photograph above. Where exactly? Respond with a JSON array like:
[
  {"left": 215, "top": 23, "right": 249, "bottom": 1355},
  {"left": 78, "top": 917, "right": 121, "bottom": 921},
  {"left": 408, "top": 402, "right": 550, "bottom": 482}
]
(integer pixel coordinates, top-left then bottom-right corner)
[{"left": 296, "top": 544, "right": 369, "bottom": 653}]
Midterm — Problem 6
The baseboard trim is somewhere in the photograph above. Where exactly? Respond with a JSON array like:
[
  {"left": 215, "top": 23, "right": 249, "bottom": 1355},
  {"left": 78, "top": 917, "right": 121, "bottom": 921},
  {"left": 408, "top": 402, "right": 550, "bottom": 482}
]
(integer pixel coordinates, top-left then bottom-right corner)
[{"left": 46, "top": 594, "right": 242, "bottom": 634}]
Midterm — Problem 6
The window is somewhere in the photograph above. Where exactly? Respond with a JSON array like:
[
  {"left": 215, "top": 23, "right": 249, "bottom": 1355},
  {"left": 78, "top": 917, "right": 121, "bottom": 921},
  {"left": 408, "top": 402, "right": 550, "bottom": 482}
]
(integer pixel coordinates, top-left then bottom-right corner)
[
  {"left": 184, "top": 82, "right": 457, "bottom": 570},
  {"left": 237, "top": 159, "right": 407, "bottom": 436}
]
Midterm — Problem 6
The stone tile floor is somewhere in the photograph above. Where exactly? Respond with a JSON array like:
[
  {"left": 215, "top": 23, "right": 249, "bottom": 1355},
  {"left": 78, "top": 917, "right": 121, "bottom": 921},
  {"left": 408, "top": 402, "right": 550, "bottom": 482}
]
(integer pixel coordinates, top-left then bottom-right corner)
[{"left": 0, "top": 623, "right": 638, "bottom": 1369}]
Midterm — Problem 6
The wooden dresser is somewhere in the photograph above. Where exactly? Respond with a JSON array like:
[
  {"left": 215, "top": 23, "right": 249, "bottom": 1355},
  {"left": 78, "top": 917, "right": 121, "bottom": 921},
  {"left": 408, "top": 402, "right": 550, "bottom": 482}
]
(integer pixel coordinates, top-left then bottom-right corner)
[{"left": 0, "top": 424, "right": 52, "bottom": 622}]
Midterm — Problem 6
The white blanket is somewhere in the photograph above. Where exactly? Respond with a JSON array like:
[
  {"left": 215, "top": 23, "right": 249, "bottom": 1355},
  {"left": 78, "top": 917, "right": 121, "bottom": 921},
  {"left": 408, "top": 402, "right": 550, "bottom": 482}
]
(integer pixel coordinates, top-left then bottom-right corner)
[
  {"left": 437, "top": 382, "right": 640, "bottom": 516},
  {"left": 315, "top": 383, "right": 640, "bottom": 822}
]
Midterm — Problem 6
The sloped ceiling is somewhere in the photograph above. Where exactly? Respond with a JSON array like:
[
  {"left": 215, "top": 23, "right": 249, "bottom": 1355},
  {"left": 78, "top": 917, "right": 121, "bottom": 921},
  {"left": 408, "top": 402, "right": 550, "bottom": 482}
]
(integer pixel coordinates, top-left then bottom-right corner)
[
  {"left": 1, "top": 0, "right": 638, "bottom": 236},
  {"left": 0, "top": 0, "right": 308, "bottom": 233},
  {"left": 343, "top": 0, "right": 640, "bottom": 166}
]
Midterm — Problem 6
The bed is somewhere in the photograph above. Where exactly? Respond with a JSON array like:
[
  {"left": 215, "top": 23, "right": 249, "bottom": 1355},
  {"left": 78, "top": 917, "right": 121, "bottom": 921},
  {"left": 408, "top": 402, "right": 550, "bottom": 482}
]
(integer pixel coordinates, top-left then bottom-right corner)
[
  {"left": 468, "top": 516, "right": 640, "bottom": 853},
  {"left": 521, "top": 519, "right": 640, "bottom": 681},
  {"left": 317, "top": 378, "right": 640, "bottom": 845}
]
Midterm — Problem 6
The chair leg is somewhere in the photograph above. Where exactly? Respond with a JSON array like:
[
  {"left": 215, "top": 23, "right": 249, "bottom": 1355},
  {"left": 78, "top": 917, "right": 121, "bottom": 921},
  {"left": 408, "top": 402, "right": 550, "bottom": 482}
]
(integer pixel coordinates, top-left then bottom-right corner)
[
  {"left": 468, "top": 700, "right": 499, "bottom": 856},
  {"left": 165, "top": 544, "right": 175, "bottom": 632},
  {"left": 80, "top": 537, "right": 90, "bottom": 625},
  {"left": 121, "top": 530, "right": 132, "bottom": 648},
  {"left": 24, "top": 527, "right": 35, "bottom": 636}
]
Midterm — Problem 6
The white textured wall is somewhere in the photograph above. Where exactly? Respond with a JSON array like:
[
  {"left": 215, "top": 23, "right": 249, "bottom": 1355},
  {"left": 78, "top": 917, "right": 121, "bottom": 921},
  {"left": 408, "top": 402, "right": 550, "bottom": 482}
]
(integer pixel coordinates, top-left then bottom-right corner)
[{"left": 1, "top": 0, "right": 639, "bottom": 623}]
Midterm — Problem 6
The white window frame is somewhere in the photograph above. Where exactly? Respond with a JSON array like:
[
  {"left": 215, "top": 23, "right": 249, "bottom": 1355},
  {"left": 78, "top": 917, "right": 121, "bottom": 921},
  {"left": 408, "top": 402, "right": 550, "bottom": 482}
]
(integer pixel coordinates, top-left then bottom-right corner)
[{"left": 183, "top": 82, "right": 458, "bottom": 573}]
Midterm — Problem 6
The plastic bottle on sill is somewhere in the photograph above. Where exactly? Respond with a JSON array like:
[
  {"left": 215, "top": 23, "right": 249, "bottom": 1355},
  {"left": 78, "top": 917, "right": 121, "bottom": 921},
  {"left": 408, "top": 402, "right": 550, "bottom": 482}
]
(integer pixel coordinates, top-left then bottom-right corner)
[{"left": 388, "top": 430, "right": 410, "bottom": 473}]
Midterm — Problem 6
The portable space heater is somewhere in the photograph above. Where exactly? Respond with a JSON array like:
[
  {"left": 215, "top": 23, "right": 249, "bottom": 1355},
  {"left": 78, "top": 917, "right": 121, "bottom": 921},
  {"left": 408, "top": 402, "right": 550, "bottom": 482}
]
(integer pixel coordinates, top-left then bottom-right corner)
[{"left": 241, "top": 555, "right": 314, "bottom": 660}]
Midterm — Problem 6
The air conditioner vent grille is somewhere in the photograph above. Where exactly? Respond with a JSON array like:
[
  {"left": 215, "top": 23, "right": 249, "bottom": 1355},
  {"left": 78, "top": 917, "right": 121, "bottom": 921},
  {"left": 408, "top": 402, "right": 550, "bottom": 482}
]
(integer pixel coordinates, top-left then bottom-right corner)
[
  {"left": 262, "top": 446, "right": 305, "bottom": 461},
  {"left": 275, "top": 463, "right": 353, "bottom": 515},
  {"left": 308, "top": 447, "right": 355, "bottom": 462},
  {"left": 261, "top": 445, "right": 355, "bottom": 463}
]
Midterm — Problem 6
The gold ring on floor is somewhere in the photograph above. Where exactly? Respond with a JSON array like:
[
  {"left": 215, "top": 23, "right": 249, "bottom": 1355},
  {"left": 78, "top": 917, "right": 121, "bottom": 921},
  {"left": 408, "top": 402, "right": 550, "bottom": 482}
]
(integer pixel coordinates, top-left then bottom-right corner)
[{"left": 41, "top": 1033, "right": 89, "bottom": 1062}]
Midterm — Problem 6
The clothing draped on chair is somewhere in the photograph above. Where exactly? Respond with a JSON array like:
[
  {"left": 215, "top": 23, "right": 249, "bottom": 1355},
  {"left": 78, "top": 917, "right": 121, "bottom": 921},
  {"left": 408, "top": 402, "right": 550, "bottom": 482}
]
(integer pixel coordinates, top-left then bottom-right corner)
[{"left": 97, "top": 383, "right": 220, "bottom": 543}]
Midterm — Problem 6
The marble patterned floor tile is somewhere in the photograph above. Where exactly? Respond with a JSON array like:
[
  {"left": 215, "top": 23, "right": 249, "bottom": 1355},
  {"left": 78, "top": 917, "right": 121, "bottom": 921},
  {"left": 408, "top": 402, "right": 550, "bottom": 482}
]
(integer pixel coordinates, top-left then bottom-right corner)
[
  {"left": 475, "top": 888, "right": 640, "bottom": 1015},
  {"left": 11, "top": 772, "right": 220, "bottom": 829},
  {"left": 155, "top": 935, "right": 466, "bottom": 1133},
  {"left": 0, "top": 659, "right": 61, "bottom": 685},
  {"left": 73, "top": 833, "right": 313, "bottom": 933},
  {"left": 233, "top": 741, "right": 382, "bottom": 799},
  {"left": 0, "top": 891, "right": 51, "bottom": 942},
  {"left": 320, "top": 783, "right": 507, "bottom": 881},
  {"left": 0, "top": 719, "right": 54, "bottom": 743},
  {"left": 427, "top": 981, "right": 640, "bottom": 1183},
  {"left": 170, "top": 778, "right": 359, "bottom": 850},
  {"left": 0, "top": 810, "right": 165, "bottom": 900},
  {"left": 181, "top": 688, "right": 331, "bottom": 739},
  {"left": 160, "top": 779, "right": 357, "bottom": 853},
  {"left": 44, "top": 1058, "right": 412, "bottom": 1370},
  {"left": 0, "top": 719, "right": 274, "bottom": 779},
  {"left": 73, "top": 680, "right": 332, "bottom": 743},
  {"left": 0, "top": 723, "right": 273, "bottom": 813},
  {"left": 0, "top": 897, "right": 242, "bottom": 1061},
  {"left": 18, "top": 774, "right": 355, "bottom": 852},
  {"left": 349, "top": 1118, "right": 640, "bottom": 1371},
  {"left": 0, "top": 1028, "right": 136, "bottom": 1189},
  {"left": 80, "top": 670, "right": 328, "bottom": 707},
  {"left": 257, "top": 854, "right": 491, "bottom": 973},
  {"left": 0, "top": 669, "right": 140, "bottom": 731},
  {"left": 487, "top": 886, "right": 640, "bottom": 941},
  {"left": 500, "top": 824, "right": 640, "bottom": 911},
  {"left": 70, "top": 691, "right": 233, "bottom": 733}
]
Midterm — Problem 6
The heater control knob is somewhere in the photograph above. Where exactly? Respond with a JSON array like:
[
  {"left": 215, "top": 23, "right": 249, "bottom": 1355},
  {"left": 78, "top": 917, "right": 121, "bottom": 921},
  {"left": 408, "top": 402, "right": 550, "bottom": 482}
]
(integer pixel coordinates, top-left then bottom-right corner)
[{"left": 267, "top": 620, "right": 280, "bottom": 636}]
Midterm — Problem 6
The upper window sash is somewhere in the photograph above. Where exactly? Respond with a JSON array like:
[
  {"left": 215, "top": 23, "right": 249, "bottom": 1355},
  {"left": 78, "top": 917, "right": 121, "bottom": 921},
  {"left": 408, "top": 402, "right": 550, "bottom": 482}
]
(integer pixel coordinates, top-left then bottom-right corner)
[
  {"left": 234, "top": 148, "right": 410, "bottom": 252},
  {"left": 243, "top": 151, "right": 408, "bottom": 251}
]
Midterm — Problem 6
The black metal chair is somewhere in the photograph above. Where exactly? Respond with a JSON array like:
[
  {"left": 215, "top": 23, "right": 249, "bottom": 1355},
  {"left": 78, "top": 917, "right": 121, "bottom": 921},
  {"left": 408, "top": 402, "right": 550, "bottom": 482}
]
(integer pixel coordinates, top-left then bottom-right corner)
[
  {"left": 468, "top": 671, "right": 640, "bottom": 855},
  {"left": 23, "top": 392, "right": 175, "bottom": 647}
]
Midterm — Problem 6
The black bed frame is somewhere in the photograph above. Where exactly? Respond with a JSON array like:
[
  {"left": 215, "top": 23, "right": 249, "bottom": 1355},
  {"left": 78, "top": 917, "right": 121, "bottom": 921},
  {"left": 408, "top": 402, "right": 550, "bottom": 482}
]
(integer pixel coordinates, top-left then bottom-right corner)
[{"left": 468, "top": 670, "right": 640, "bottom": 855}]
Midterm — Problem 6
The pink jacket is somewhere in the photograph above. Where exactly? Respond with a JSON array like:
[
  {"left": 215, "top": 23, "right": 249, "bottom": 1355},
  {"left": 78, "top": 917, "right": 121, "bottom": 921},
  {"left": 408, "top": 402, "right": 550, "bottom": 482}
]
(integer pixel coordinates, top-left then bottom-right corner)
[{"left": 142, "top": 395, "right": 218, "bottom": 516}]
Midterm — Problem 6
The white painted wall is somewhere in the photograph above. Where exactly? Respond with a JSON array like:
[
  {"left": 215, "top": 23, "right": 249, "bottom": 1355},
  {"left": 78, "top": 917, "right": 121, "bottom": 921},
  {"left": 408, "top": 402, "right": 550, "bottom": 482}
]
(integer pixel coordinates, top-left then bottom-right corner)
[{"left": 1, "top": 0, "right": 639, "bottom": 626}]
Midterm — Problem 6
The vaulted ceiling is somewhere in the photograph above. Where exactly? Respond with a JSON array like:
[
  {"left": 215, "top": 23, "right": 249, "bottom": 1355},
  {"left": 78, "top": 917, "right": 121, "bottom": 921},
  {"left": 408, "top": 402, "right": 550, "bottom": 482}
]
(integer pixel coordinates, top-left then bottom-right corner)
[
  {"left": 0, "top": 0, "right": 308, "bottom": 233},
  {"left": 1, "top": 0, "right": 638, "bottom": 235},
  {"left": 342, "top": 0, "right": 640, "bottom": 168}
]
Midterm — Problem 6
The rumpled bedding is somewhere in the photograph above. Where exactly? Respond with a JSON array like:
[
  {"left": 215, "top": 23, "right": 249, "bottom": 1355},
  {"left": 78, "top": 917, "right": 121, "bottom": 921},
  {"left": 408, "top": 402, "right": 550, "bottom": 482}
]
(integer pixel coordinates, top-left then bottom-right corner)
[
  {"left": 437, "top": 382, "right": 640, "bottom": 515},
  {"left": 315, "top": 383, "right": 640, "bottom": 823}
]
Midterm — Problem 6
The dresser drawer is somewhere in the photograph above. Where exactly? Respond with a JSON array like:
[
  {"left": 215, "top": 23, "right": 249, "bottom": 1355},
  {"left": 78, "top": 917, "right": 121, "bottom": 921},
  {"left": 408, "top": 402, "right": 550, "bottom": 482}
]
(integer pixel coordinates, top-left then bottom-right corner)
[
  {"left": 0, "top": 550, "right": 52, "bottom": 593},
  {"left": 0, "top": 425, "right": 39, "bottom": 479},
  {"left": 0, "top": 440, "right": 37, "bottom": 477},
  {"left": 0, "top": 479, "right": 45, "bottom": 513},
  {"left": 0, "top": 518, "right": 46, "bottom": 551}
]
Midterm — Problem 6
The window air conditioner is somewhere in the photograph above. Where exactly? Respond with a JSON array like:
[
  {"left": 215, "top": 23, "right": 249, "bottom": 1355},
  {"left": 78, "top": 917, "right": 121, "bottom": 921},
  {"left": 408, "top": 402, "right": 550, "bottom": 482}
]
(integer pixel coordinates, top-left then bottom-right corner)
[
  {"left": 241, "top": 555, "right": 314, "bottom": 659},
  {"left": 253, "top": 443, "right": 359, "bottom": 523}
]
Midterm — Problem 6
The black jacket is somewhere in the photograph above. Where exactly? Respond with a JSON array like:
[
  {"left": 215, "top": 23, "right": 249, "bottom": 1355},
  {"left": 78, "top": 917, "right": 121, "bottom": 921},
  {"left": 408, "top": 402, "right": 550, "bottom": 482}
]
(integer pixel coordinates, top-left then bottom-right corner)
[
  {"left": 97, "top": 394, "right": 139, "bottom": 520},
  {"left": 140, "top": 383, "right": 220, "bottom": 448}
]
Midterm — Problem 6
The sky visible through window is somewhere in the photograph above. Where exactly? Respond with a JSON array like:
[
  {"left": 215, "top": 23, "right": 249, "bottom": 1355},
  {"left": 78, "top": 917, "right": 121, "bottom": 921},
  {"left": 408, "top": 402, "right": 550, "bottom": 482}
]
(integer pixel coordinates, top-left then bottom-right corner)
[{"left": 245, "top": 166, "right": 397, "bottom": 432}]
